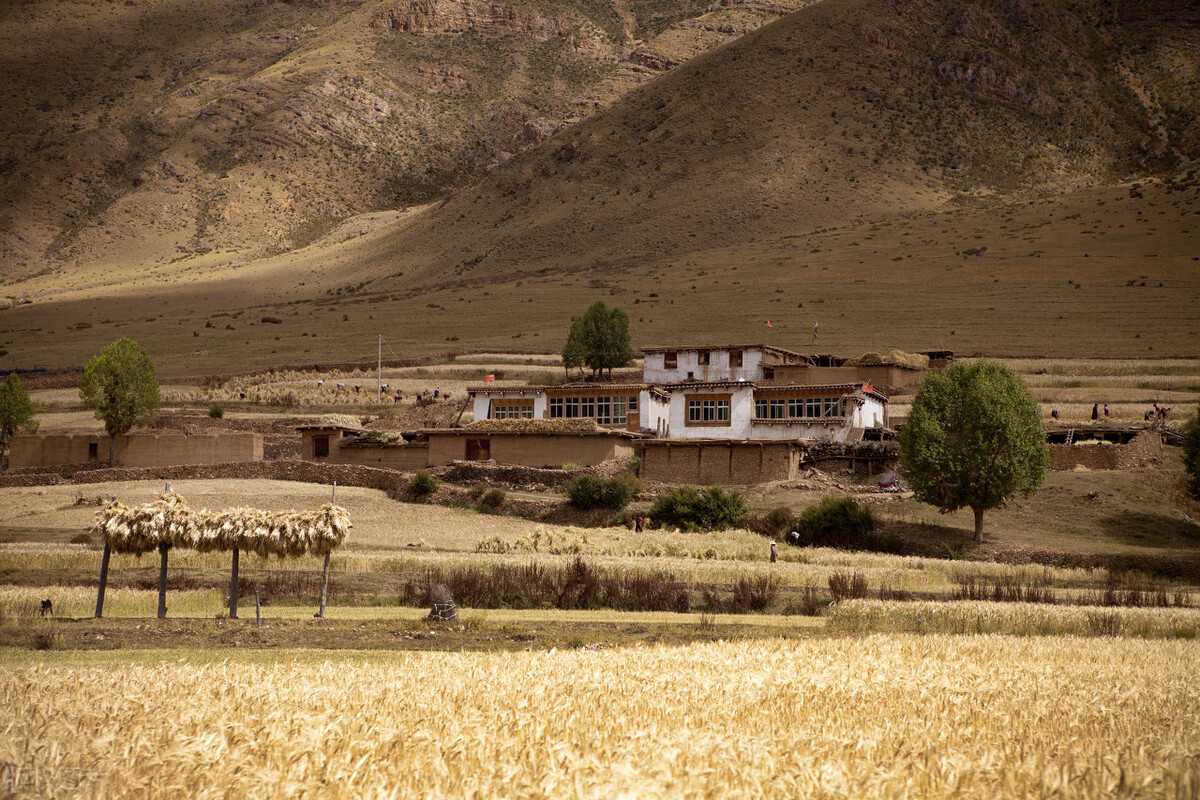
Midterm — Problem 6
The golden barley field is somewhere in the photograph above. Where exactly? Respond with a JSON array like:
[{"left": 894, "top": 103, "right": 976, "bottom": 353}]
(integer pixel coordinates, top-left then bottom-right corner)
[{"left": 3, "top": 636, "right": 1198, "bottom": 798}]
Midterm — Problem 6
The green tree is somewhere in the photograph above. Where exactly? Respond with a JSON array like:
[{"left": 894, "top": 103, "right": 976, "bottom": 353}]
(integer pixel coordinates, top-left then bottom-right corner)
[
  {"left": 79, "top": 338, "right": 161, "bottom": 465},
  {"left": 1183, "top": 405, "right": 1200, "bottom": 502},
  {"left": 899, "top": 359, "right": 1048, "bottom": 542},
  {"left": 562, "top": 301, "right": 633, "bottom": 379},
  {"left": 0, "top": 372, "right": 37, "bottom": 472}
]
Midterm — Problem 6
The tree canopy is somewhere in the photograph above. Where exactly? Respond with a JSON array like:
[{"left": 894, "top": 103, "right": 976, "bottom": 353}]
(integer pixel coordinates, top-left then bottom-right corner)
[
  {"left": 899, "top": 359, "right": 1048, "bottom": 542},
  {"left": 0, "top": 372, "right": 37, "bottom": 471},
  {"left": 562, "top": 301, "right": 633, "bottom": 379},
  {"left": 1183, "top": 405, "right": 1200, "bottom": 502},
  {"left": 79, "top": 338, "right": 161, "bottom": 465}
]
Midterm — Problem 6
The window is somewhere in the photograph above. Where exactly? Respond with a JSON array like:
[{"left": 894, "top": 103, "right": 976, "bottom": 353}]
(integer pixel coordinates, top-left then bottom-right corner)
[
  {"left": 769, "top": 399, "right": 785, "bottom": 419},
  {"left": 88, "top": 442, "right": 99, "bottom": 461},
  {"left": 730, "top": 349, "right": 743, "bottom": 368},
  {"left": 762, "top": 366, "right": 775, "bottom": 380},
  {"left": 492, "top": 400, "right": 533, "bottom": 419},
  {"left": 664, "top": 351, "right": 678, "bottom": 369},
  {"left": 314, "top": 436, "right": 330, "bottom": 458},
  {"left": 806, "top": 398, "right": 822, "bottom": 418},
  {"left": 755, "top": 399, "right": 768, "bottom": 419},
  {"left": 565, "top": 398, "right": 580, "bottom": 418},
  {"left": 698, "top": 350, "right": 710, "bottom": 365},
  {"left": 824, "top": 397, "right": 841, "bottom": 417},
  {"left": 612, "top": 396, "right": 627, "bottom": 424},
  {"left": 628, "top": 395, "right": 638, "bottom": 412},
  {"left": 582, "top": 397, "right": 595, "bottom": 419},
  {"left": 787, "top": 398, "right": 803, "bottom": 418},
  {"left": 549, "top": 398, "right": 564, "bottom": 418},
  {"left": 687, "top": 396, "right": 730, "bottom": 425},
  {"left": 596, "top": 396, "right": 611, "bottom": 424}
]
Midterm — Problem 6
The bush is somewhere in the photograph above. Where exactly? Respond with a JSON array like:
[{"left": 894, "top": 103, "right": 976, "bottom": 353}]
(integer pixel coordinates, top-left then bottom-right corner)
[
  {"left": 480, "top": 488, "right": 507, "bottom": 510},
  {"left": 69, "top": 533, "right": 92, "bottom": 545},
  {"left": 795, "top": 497, "right": 875, "bottom": 548},
  {"left": 408, "top": 470, "right": 440, "bottom": 498},
  {"left": 752, "top": 505, "right": 796, "bottom": 537},
  {"left": 208, "top": 404, "right": 224, "bottom": 418},
  {"left": 649, "top": 486, "right": 747, "bottom": 531},
  {"left": 828, "top": 570, "right": 869, "bottom": 602},
  {"left": 564, "top": 473, "right": 642, "bottom": 510}
]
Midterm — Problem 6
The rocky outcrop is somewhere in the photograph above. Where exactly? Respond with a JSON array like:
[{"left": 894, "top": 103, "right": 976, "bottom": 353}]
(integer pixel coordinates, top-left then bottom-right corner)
[
  {"left": 937, "top": 49, "right": 1058, "bottom": 114},
  {"left": 371, "top": 0, "right": 568, "bottom": 36}
]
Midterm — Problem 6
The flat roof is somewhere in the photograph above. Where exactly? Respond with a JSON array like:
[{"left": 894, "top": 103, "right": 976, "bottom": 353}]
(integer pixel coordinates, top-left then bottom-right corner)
[{"left": 640, "top": 344, "right": 804, "bottom": 358}]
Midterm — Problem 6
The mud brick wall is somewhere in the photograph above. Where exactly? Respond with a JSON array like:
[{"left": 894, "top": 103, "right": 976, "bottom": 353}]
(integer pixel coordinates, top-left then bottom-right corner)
[
  {"left": 638, "top": 442, "right": 799, "bottom": 485},
  {"left": 1049, "top": 431, "right": 1163, "bottom": 471}
]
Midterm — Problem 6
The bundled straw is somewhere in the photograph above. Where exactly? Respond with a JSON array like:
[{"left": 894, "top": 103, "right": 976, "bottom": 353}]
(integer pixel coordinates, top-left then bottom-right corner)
[
  {"left": 91, "top": 493, "right": 351, "bottom": 557},
  {"left": 463, "top": 418, "right": 606, "bottom": 434}
]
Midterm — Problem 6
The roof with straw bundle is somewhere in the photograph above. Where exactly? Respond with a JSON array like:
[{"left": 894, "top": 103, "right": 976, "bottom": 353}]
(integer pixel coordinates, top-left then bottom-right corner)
[{"left": 91, "top": 492, "right": 351, "bottom": 557}]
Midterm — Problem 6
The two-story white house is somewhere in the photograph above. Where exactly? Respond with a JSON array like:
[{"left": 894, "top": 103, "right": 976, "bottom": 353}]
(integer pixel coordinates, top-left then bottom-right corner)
[{"left": 467, "top": 343, "right": 889, "bottom": 446}]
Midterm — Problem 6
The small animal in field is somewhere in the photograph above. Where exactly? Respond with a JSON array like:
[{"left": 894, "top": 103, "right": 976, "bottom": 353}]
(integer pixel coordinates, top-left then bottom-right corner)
[{"left": 39, "top": 598, "right": 53, "bottom": 617}]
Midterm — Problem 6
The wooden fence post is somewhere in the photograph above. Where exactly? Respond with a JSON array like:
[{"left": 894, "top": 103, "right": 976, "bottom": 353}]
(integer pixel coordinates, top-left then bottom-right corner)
[
  {"left": 157, "top": 543, "right": 169, "bottom": 619},
  {"left": 255, "top": 589, "right": 261, "bottom": 626},
  {"left": 319, "top": 482, "right": 336, "bottom": 619},
  {"left": 94, "top": 542, "right": 111, "bottom": 619},
  {"left": 229, "top": 547, "right": 239, "bottom": 619}
]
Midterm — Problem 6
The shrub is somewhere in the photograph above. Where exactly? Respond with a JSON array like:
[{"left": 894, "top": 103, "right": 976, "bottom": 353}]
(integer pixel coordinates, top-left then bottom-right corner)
[
  {"left": 752, "top": 505, "right": 795, "bottom": 537},
  {"left": 565, "top": 473, "right": 642, "bottom": 510},
  {"left": 408, "top": 470, "right": 440, "bottom": 498},
  {"left": 69, "top": 533, "right": 92, "bottom": 545},
  {"left": 480, "top": 488, "right": 507, "bottom": 510},
  {"left": 796, "top": 497, "right": 875, "bottom": 548},
  {"left": 828, "top": 570, "right": 869, "bottom": 602},
  {"left": 649, "top": 486, "right": 747, "bottom": 532},
  {"left": 208, "top": 404, "right": 224, "bottom": 419}
]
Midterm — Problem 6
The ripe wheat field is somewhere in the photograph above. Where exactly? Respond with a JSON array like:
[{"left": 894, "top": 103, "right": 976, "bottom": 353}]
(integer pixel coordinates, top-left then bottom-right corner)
[{"left": 3, "top": 635, "right": 1197, "bottom": 798}]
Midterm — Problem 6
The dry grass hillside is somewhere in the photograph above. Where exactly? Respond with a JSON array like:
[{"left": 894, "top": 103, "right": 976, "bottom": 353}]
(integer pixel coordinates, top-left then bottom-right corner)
[
  {"left": 0, "top": 0, "right": 817, "bottom": 283},
  {"left": 1, "top": 0, "right": 1198, "bottom": 372},
  {"left": 350, "top": 0, "right": 1200, "bottom": 288}
]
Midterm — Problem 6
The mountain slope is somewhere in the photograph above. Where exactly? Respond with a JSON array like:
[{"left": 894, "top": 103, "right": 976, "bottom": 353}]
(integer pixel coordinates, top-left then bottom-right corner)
[
  {"left": 353, "top": 0, "right": 1199, "bottom": 289},
  {"left": 0, "top": 0, "right": 817, "bottom": 282}
]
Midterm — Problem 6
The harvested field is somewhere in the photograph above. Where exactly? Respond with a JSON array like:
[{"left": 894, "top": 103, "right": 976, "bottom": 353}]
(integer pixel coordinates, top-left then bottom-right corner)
[{"left": 2, "top": 636, "right": 1197, "bottom": 797}]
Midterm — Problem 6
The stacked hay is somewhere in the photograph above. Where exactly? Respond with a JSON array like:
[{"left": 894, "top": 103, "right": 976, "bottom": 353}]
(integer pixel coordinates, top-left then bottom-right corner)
[
  {"left": 462, "top": 418, "right": 606, "bottom": 434},
  {"left": 847, "top": 350, "right": 929, "bottom": 369},
  {"left": 91, "top": 493, "right": 351, "bottom": 557},
  {"left": 320, "top": 414, "right": 365, "bottom": 430}
]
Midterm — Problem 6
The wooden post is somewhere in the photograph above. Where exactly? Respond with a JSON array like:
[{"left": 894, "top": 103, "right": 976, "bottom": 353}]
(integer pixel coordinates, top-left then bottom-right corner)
[
  {"left": 94, "top": 542, "right": 111, "bottom": 618},
  {"left": 229, "top": 547, "right": 239, "bottom": 619},
  {"left": 255, "top": 589, "right": 261, "bottom": 626},
  {"left": 157, "top": 543, "right": 169, "bottom": 619},
  {"left": 318, "top": 481, "right": 336, "bottom": 619},
  {"left": 319, "top": 551, "right": 330, "bottom": 619}
]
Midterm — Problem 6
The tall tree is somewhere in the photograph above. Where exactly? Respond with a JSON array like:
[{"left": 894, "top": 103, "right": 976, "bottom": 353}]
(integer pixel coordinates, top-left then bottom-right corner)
[
  {"left": 1183, "top": 405, "right": 1200, "bottom": 502},
  {"left": 562, "top": 301, "right": 633, "bottom": 379},
  {"left": 79, "top": 338, "right": 161, "bottom": 465},
  {"left": 900, "top": 359, "right": 1048, "bottom": 542},
  {"left": 0, "top": 372, "right": 37, "bottom": 472}
]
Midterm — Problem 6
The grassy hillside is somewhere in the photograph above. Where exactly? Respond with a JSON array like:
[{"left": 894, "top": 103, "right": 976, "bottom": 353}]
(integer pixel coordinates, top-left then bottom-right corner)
[
  {"left": 0, "top": 0, "right": 815, "bottom": 282},
  {"left": 0, "top": 0, "right": 1197, "bottom": 371}
]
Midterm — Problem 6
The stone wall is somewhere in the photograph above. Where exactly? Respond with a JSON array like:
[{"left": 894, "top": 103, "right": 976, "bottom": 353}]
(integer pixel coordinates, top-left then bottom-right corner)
[
  {"left": 1049, "top": 431, "right": 1164, "bottom": 471},
  {"left": 0, "top": 460, "right": 412, "bottom": 492},
  {"left": 9, "top": 433, "right": 262, "bottom": 470},
  {"left": 638, "top": 441, "right": 801, "bottom": 485}
]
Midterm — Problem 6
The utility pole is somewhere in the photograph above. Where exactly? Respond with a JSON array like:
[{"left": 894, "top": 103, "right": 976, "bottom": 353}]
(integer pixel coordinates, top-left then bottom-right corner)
[{"left": 377, "top": 334, "right": 382, "bottom": 405}]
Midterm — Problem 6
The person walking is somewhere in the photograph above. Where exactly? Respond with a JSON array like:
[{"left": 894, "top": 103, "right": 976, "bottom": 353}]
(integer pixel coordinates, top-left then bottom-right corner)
[
  {"left": 1104, "top": 403, "right": 1110, "bottom": 419},
  {"left": 770, "top": 541, "right": 777, "bottom": 563},
  {"left": 635, "top": 515, "right": 644, "bottom": 533},
  {"left": 1091, "top": 403, "right": 1099, "bottom": 420}
]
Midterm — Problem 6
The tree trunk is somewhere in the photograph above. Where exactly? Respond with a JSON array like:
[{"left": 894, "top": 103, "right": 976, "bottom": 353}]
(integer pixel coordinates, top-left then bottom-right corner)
[
  {"left": 973, "top": 507, "right": 985, "bottom": 542},
  {"left": 157, "top": 543, "right": 169, "bottom": 619},
  {"left": 108, "top": 434, "right": 116, "bottom": 467},
  {"left": 229, "top": 547, "right": 239, "bottom": 619},
  {"left": 95, "top": 542, "right": 111, "bottom": 618}
]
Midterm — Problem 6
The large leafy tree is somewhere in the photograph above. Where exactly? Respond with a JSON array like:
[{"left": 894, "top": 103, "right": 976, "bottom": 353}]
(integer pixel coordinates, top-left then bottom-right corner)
[
  {"left": 79, "top": 338, "right": 161, "bottom": 465},
  {"left": 562, "top": 301, "right": 633, "bottom": 379},
  {"left": 0, "top": 372, "right": 37, "bottom": 472},
  {"left": 1183, "top": 405, "right": 1200, "bottom": 502},
  {"left": 900, "top": 359, "right": 1048, "bottom": 542}
]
